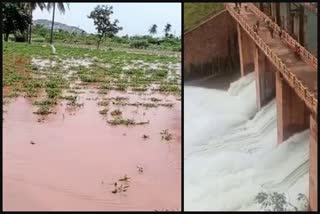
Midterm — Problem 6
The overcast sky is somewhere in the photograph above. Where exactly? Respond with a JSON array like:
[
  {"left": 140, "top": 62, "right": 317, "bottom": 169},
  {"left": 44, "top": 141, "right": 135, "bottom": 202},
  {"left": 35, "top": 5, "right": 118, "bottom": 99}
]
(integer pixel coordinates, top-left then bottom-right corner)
[{"left": 33, "top": 3, "right": 181, "bottom": 37}]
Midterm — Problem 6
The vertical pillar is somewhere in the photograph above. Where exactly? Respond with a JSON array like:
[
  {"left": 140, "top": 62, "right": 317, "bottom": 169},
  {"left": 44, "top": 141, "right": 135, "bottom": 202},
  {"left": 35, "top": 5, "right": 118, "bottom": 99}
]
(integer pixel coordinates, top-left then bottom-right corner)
[
  {"left": 237, "top": 23, "right": 254, "bottom": 76},
  {"left": 276, "top": 71, "right": 309, "bottom": 144},
  {"left": 254, "top": 46, "right": 276, "bottom": 110},
  {"left": 309, "top": 114, "right": 318, "bottom": 211}
]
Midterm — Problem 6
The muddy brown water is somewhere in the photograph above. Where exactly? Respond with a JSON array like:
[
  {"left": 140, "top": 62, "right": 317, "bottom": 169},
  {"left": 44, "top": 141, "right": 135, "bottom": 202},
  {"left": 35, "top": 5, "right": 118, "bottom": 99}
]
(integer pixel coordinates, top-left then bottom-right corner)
[{"left": 3, "top": 89, "right": 181, "bottom": 211}]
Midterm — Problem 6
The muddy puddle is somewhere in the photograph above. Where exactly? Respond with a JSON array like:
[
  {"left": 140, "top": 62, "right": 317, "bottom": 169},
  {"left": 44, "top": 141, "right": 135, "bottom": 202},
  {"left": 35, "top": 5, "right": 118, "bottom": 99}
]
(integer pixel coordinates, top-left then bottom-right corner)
[{"left": 3, "top": 88, "right": 181, "bottom": 211}]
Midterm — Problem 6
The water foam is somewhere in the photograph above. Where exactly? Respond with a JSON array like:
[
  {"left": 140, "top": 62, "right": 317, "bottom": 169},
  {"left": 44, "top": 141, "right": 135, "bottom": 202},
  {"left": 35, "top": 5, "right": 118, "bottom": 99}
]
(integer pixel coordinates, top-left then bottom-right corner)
[{"left": 185, "top": 73, "right": 309, "bottom": 211}]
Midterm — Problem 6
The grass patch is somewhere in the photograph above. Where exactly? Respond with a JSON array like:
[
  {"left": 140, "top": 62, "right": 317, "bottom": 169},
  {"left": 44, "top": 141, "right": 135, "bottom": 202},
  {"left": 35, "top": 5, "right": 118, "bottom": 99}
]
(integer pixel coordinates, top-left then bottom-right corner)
[
  {"left": 184, "top": 3, "right": 224, "bottom": 31},
  {"left": 158, "top": 84, "right": 180, "bottom": 93},
  {"left": 60, "top": 95, "right": 77, "bottom": 101},
  {"left": 33, "top": 99, "right": 57, "bottom": 106}
]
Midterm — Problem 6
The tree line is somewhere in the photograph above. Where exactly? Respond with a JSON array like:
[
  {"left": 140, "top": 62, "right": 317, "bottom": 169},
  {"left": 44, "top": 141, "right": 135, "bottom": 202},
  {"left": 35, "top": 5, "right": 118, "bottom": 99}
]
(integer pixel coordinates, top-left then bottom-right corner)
[
  {"left": 2, "top": 3, "right": 180, "bottom": 50},
  {"left": 2, "top": 2, "right": 68, "bottom": 43}
]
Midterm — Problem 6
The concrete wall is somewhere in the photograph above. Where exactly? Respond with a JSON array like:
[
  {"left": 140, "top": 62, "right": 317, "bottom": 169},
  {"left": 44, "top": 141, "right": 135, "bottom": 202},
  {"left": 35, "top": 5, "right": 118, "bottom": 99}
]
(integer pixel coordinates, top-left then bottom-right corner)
[{"left": 184, "top": 10, "right": 239, "bottom": 80}]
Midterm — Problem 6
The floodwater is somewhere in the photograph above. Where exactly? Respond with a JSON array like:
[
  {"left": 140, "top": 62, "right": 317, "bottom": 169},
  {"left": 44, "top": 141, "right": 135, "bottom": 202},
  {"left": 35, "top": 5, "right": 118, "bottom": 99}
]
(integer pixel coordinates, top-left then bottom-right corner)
[
  {"left": 184, "top": 72, "right": 309, "bottom": 211},
  {"left": 3, "top": 88, "right": 181, "bottom": 211}
]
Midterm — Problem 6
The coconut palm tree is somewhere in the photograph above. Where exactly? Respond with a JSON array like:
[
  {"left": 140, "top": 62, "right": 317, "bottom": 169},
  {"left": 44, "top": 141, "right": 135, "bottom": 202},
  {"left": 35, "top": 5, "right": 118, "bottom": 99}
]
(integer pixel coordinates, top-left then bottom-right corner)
[
  {"left": 164, "top": 23, "right": 172, "bottom": 37},
  {"left": 149, "top": 24, "right": 157, "bottom": 35},
  {"left": 28, "top": 3, "right": 46, "bottom": 44},
  {"left": 47, "top": 3, "right": 69, "bottom": 44}
]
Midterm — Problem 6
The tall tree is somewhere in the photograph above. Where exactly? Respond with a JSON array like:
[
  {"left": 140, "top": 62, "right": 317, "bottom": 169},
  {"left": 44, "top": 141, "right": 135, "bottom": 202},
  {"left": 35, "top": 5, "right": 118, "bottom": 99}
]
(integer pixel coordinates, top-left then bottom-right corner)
[
  {"left": 88, "top": 5, "right": 122, "bottom": 49},
  {"left": 28, "top": 3, "right": 46, "bottom": 44},
  {"left": 47, "top": 3, "right": 69, "bottom": 44},
  {"left": 164, "top": 23, "right": 172, "bottom": 37},
  {"left": 149, "top": 24, "right": 157, "bottom": 35},
  {"left": 2, "top": 3, "right": 31, "bottom": 41}
]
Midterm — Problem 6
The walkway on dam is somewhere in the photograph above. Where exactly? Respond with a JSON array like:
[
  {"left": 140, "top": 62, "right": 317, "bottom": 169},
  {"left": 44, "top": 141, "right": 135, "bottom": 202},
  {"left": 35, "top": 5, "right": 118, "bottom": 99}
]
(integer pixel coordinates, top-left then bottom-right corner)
[{"left": 226, "top": 3, "right": 317, "bottom": 115}]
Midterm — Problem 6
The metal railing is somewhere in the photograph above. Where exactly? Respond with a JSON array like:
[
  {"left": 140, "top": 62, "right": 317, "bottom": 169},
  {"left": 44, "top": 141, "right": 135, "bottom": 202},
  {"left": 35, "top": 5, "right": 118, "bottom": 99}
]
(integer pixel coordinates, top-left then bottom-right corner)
[
  {"left": 225, "top": 3, "right": 317, "bottom": 115},
  {"left": 247, "top": 3, "right": 317, "bottom": 69}
]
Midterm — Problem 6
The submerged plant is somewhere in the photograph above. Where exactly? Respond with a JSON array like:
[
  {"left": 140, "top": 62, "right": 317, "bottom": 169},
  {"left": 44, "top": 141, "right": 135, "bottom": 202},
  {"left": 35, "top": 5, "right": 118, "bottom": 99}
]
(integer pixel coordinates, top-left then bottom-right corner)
[
  {"left": 99, "top": 108, "right": 109, "bottom": 115},
  {"left": 110, "top": 109, "right": 122, "bottom": 116},
  {"left": 150, "top": 97, "right": 162, "bottom": 102},
  {"left": 97, "top": 100, "right": 109, "bottom": 106},
  {"left": 107, "top": 118, "right": 149, "bottom": 126},
  {"left": 160, "top": 129, "right": 172, "bottom": 141},
  {"left": 33, "top": 105, "right": 52, "bottom": 115}
]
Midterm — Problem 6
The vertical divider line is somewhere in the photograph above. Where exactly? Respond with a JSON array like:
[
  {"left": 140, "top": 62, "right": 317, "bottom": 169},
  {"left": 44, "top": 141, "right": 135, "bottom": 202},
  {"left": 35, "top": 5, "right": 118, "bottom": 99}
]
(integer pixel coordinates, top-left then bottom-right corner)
[{"left": 181, "top": 1, "right": 184, "bottom": 212}]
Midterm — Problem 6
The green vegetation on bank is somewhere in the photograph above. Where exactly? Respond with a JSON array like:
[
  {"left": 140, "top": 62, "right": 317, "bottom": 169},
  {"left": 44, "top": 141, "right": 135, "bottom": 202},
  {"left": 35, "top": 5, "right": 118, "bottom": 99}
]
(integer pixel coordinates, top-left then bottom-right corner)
[
  {"left": 2, "top": 2, "right": 180, "bottom": 52},
  {"left": 28, "top": 25, "right": 181, "bottom": 51},
  {"left": 184, "top": 3, "right": 224, "bottom": 32}
]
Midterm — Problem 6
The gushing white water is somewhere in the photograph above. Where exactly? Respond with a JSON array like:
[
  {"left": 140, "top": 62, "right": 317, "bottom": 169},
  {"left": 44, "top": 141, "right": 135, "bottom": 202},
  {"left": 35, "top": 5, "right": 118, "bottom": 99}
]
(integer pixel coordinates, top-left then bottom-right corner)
[{"left": 184, "top": 73, "right": 309, "bottom": 211}]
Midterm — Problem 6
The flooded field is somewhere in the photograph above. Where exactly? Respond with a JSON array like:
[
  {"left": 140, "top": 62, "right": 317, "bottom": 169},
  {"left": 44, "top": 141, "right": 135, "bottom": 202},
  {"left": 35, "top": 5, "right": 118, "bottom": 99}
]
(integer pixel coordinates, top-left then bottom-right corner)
[{"left": 3, "top": 43, "right": 181, "bottom": 211}]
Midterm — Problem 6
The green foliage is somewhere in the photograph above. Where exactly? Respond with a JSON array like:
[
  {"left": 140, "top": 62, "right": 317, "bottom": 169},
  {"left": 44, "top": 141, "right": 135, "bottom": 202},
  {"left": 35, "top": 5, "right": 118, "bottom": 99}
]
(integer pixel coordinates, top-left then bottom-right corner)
[
  {"left": 159, "top": 84, "right": 180, "bottom": 92},
  {"left": 31, "top": 37, "right": 45, "bottom": 43},
  {"left": 2, "top": 3, "right": 32, "bottom": 41},
  {"left": 184, "top": 3, "right": 224, "bottom": 31},
  {"left": 254, "top": 191, "right": 309, "bottom": 211},
  {"left": 46, "top": 87, "right": 60, "bottom": 99},
  {"left": 88, "top": 5, "right": 122, "bottom": 48},
  {"left": 3, "top": 69, "right": 23, "bottom": 86},
  {"left": 130, "top": 40, "right": 149, "bottom": 49},
  {"left": 30, "top": 24, "right": 180, "bottom": 51},
  {"left": 32, "top": 24, "right": 48, "bottom": 38}
]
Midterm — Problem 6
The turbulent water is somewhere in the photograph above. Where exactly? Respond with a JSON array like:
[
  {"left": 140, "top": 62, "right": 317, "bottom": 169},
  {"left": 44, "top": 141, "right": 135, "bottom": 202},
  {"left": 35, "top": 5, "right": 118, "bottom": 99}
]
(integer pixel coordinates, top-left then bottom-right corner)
[{"left": 184, "top": 72, "right": 309, "bottom": 211}]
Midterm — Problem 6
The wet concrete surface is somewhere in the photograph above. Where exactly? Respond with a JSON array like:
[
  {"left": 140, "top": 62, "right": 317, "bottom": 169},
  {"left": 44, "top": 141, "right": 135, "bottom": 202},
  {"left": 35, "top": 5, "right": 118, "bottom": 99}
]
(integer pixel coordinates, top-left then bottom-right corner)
[{"left": 3, "top": 89, "right": 181, "bottom": 211}]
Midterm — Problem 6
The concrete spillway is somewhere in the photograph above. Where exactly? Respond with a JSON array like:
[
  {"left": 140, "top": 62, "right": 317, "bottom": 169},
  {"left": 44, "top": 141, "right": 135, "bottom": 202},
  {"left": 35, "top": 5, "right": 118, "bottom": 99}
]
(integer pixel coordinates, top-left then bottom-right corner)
[{"left": 184, "top": 73, "right": 309, "bottom": 211}]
